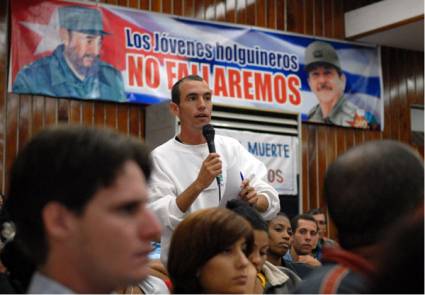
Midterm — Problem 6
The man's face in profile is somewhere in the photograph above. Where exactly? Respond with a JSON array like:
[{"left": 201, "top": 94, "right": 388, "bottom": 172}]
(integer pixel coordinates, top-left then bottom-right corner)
[
  {"left": 63, "top": 161, "right": 161, "bottom": 291},
  {"left": 63, "top": 30, "right": 102, "bottom": 76},
  {"left": 307, "top": 65, "right": 345, "bottom": 107}
]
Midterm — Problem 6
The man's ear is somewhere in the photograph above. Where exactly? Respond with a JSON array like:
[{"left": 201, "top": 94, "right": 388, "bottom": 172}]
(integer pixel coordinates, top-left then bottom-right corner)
[
  {"left": 169, "top": 102, "right": 180, "bottom": 118},
  {"left": 42, "top": 202, "right": 78, "bottom": 240}
]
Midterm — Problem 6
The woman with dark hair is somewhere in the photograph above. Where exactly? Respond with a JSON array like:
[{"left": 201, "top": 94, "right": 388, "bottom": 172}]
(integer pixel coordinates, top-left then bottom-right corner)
[
  {"left": 267, "top": 213, "right": 313, "bottom": 279},
  {"left": 167, "top": 207, "right": 257, "bottom": 294},
  {"left": 227, "top": 200, "right": 300, "bottom": 294}
]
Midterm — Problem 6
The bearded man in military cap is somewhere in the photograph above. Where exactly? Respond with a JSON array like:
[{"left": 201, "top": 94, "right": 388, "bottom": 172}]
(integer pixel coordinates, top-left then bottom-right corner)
[
  {"left": 305, "top": 41, "right": 376, "bottom": 128},
  {"left": 13, "top": 6, "right": 125, "bottom": 102}
]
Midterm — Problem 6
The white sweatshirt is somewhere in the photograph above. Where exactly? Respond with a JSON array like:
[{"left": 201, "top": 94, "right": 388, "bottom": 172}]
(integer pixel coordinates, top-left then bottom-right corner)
[{"left": 148, "top": 135, "right": 280, "bottom": 265}]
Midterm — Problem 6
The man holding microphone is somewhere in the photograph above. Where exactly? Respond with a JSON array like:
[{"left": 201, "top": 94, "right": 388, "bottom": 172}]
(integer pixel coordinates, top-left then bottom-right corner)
[{"left": 148, "top": 75, "right": 280, "bottom": 265}]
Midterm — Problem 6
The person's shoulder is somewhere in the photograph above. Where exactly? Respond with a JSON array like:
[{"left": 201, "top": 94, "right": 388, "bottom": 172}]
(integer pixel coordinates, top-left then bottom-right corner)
[
  {"left": 17, "top": 54, "right": 56, "bottom": 76},
  {"left": 307, "top": 104, "right": 322, "bottom": 121},
  {"left": 151, "top": 138, "right": 176, "bottom": 155},
  {"left": 295, "top": 264, "right": 367, "bottom": 294}
]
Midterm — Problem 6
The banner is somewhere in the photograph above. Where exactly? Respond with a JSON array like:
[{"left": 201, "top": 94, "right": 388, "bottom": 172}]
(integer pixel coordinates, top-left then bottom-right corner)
[
  {"left": 9, "top": 0, "right": 383, "bottom": 130},
  {"left": 216, "top": 128, "right": 298, "bottom": 195}
]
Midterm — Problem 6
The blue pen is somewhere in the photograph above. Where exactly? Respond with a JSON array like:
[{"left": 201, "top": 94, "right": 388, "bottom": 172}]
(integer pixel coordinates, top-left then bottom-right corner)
[{"left": 240, "top": 171, "right": 244, "bottom": 181}]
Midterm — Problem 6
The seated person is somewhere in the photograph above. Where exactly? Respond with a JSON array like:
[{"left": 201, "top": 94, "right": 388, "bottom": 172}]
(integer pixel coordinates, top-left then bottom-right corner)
[
  {"left": 284, "top": 214, "right": 321, "bottom": 267},
  {"left": 307, "top": 208, "right": 337, "bottom": 260},
  {"left": 167, "top": 207, "right": 258, "bottom": 294},
  {"left": 227, "top": 200, "right": 300, "bottom": 294},
  {"left": 295, "top": 140, "right": 423, "bottom": 293},
  {"left": 1, "top": 126, "right": 161, "bottom": 293},
  {"left": 267, "top": 213, "right": 314, "bottom": 279}
]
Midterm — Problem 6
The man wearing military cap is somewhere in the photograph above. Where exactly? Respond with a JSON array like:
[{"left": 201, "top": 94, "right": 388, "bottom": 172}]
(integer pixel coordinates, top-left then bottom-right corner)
[
  {"left": 304, "top": 41, "right": 376, "bottom": 128},
  {"left": 13, "top": 6, "right": 126, "bottom": 102}
]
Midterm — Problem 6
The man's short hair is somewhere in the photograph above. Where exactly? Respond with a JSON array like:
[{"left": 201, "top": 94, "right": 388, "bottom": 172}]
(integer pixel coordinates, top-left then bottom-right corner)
[
  {"left": 171, "top": 74, "right": 204, "bottom": 104},
  {"left": 324, "top": 140, "right": 424, "bottom": 250},
  {"left": 291, "top": 213, "right": 318, "bottom": 232},
  {"left": 3, "top": 125, "right": 152, "bottom": 266}
]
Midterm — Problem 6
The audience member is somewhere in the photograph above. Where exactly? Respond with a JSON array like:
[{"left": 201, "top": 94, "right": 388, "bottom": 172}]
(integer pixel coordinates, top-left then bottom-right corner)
[
  {"left": 167, "top": 207, "right": 257, "bottom": 294},
  {"left": 296, "top": 140, "right": 424, "bottom": 293},
  {"left": 307, "top": 208, "right": 337, "bottom": 260},
  {"left": 285, "top": 214, "right": 321, "bottom": 267},
  {"left": 149, "top": 74, "right": 279, "bottom": 265},
  {"left": 267, "top": 213, "right": 314, "bottom": 279},
  {"left": 2, "top": 126, "right": 161, "bottom": 293},
  {"left": 227, "top": 200, "right": 300, "bottom": 294}
]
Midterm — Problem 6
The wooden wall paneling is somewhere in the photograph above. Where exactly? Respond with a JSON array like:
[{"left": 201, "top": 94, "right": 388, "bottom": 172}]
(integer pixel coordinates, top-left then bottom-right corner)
[
  {"left": 105, "top": 103, "right": 117, "bottom": 128},
  {"left": 236, "top": 0, "right": 247, "bottom": 25},
  {"left": 5, "top": 93, "right": 19, "bottom": 191},
  {"left": 82, "top": 101, "right": 95, "bottom": 126},
  {"left": 45, "top": 97, "right": 57, "bottom": 126},
  {"left": 31, "top": 96, "right": 45, "bottom": 135},
  {"left": 266, "top": 0, "right": 276, "bottom": 29},
  {"left": 304, "top": 0, "right": 314, "bottom": 35},
  {"left": 117, "top": 0, "right": 127, "bottom": 7},
  {"left": 94, "top": 103, "right": 105, "bottom": 127},
  {"left": 151, "top": 0, "right": 161, "bottom": 12},
  {"left": 382, "top": 48, "right": 392, "bottom": 139},
  {"left": 117, "top": 104, "right": 130, "bottom": 134},
  {"left": 399, "top": 50, "right": 411, "bottom": 144},
  {"left": 70, "top": 100, "right": 82, "bottom": 124},
  {"left": 58, "top": 98, "right": 70, "bottom": 123},
  {"left": 390, "top": 48, "right": 401, "bottom": 140},
  {"left": 414, "top": 53, "right": 424, "bottom": 106},
  {"left": 335, "top": 127, "right": 346, "bottom": 157},
  {"left": 173, "top": 0, "right": 183, "bottom": 16},
  {"left": 286, "top": 0, "right": 304, "bottom": 34},
  {"left": 323, "top": 0, "right": 333, "bottom": 37},
  {"left": 129, "top": 104, "right": 141, "bottom": 137},
  {"left": 163, "top": 0, "right": 172, "bottom": 14},
  {"left": 313, "top": 0, "right": 323, "bottom": 36},
  {"left": 256, "top": 0, "right": 266, "bottom": 27},
  {"left": 194, "top": 0, "right": 205, "bottom": 20},
  {"left": 183, "top": 0, "right": 195, "bottom": 17},
  {"left": 301, "top": 125, "right": 309, "bottom": 212},
  {"left": 406, "top": 52, "right": 418, "bottom": 107},
  {"left": 128, "top": 0, "right": 140, "bottom": 9},
  {"left": 306, "top": 125, "right": 318, "bottom": 210},
  {"left": 246, "top": 0, "right": 256, "bottom": 25},
  {"left": 140, "top": 0, "right": 150, "bottom": 10},
  {"left": 224, "top": 0, "right": 236, "bottom": 23},
  {"left": 333, "top": 0, "right": 344, "bottom": 38},
  {"left": 18, "top": 95, "right": 31, "bottom": 152},
  {"left": 316, "top": 126, "right": 327, "bottom": 208},
  {"left": 275, "top": 0, "right": 285, "bottom": 31},
  {"left": 217, "top": 0, "right": 227, "bottom": 22}
]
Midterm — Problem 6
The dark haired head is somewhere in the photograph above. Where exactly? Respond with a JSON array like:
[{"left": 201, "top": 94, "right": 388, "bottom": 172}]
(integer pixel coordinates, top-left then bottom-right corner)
[
  {"left": 324, "top": 140, "right": 424, "bottom": 249},
  {"left": 167, "top": 207, "right": 254, "bottom": 294},
  {"left": 3, "top": 125, "right": 152, "bottom": 266},
  {"left": 291, "top": 213, "right": 318, "bottom": 232},
  {"left": 171, "top": 74, "right": 204, "bottom": 104},
  {"left": 226, "top": 199, "right": 268, "bottom": 232}
]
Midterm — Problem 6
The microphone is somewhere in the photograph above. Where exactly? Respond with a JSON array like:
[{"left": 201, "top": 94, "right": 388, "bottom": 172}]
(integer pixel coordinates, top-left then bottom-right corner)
[
  {"left": 202, "top": 124, "right": 216, "bottom": 153},
  {"left": 202, "top": 124, "right": 221, "bottom": 196}
]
